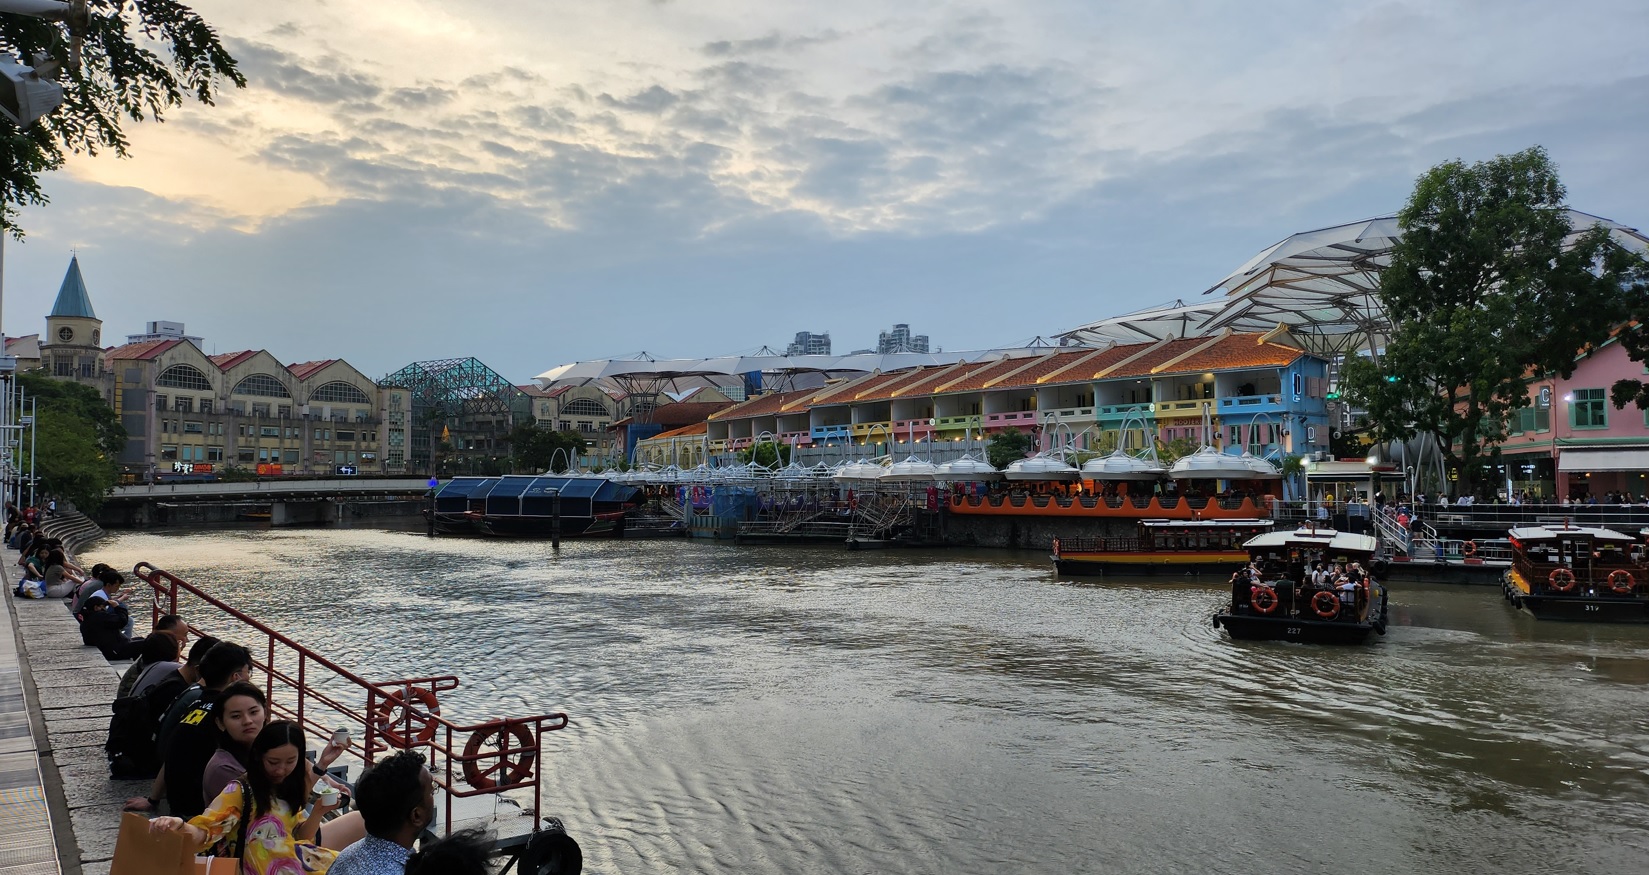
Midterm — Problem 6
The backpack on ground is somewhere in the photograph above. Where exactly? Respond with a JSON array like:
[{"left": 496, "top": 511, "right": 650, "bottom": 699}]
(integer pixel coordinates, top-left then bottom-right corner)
[{"left": 106, "top": 693, "right": 161, "bottom": 779}]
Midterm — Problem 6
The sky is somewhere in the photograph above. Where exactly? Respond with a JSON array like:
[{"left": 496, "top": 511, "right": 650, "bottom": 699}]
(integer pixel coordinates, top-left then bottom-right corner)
[{"left": 4, "top": 0, "right": 1648, "bottom": 382}]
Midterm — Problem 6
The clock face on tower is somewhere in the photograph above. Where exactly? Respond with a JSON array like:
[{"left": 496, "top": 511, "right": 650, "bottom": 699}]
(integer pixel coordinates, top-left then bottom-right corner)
[
  {"left": 57, "top": 326, "right": 73, "bottom": 342},
  {"left": 92, "top": 329, "right": 100, "bottom": 345}
]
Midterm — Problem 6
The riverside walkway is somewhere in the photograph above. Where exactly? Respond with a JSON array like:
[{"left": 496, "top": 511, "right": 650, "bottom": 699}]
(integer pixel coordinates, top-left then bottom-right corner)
[{"left": 1, "top": 517, "right": 152, "bottom": 875}]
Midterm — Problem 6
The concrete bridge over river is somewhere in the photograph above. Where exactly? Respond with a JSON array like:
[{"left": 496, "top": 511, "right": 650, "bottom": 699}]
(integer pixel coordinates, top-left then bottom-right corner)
[{"left": 99, "top": 477, "right": 433, "bottom": 527}]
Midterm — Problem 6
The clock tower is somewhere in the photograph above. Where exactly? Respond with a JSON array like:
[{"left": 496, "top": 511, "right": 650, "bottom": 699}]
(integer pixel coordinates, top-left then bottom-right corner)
[{"left": 40, "top": 255, "right": 106, "bottom": 386}]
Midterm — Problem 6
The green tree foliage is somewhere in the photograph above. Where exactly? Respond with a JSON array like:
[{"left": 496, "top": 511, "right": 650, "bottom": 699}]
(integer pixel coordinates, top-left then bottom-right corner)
[
  {"left": 1606, "top": 257, "right": 1649, "bottom": 409},
  {"left": 985, "top": 428, "right": 1033, "bottom": 470},
  {"left": 0, "top": 2, "right": 243, "bottom": 234},
  {"left": 1342, "top": 147, "right": 1641, "bottom": 495},
  {"left": 738, "top": 440, "right": 790, "bottom": 469},
  {"left": 505, "top": 423, "right": 588, "bottom": 473},
  {"left": 18, "top": 373, "right": 125, "bottom": 510},
  {"left": 1153, "top": 437, "right": 1197, "bottom": 465}
]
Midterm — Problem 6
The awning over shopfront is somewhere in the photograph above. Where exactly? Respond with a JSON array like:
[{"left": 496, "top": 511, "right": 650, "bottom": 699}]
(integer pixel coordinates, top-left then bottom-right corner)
[
  {"left": 1556, "top": 449, "right": 1649, "bottom": 473},
  {"left": 1304, "top": 460, "right": 1405, "bottom": 482}
]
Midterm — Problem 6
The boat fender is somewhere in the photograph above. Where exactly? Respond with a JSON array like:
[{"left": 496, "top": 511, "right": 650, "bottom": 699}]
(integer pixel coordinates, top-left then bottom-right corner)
[
  {"left": 1607, "top": 569, "right": 1636, "bottom": 594},
  {"left": 1370, "top": 559, "right": 1389, "bottom": 579},
  {"left": 1373, "top": 620, "right": 1386, "bottom": 635},
  {"left": 1548, "top": 567, "right": 1578, "bottom": 593},
  {"left": 1211, "top": 614, "right": 1221, "bottom": 628},
  {"left": 371, "top": 687, "right": 441, "bottom": 747},
  {"left": 520, "top": 819, "right": 583, "bottom": 875},
  {"left": 462, "top": 721, "right": 538, "bottom": 790},
  {"left": 1310, "top": 590, "right": 1340, "bottom": 620},
  {"left": 1250, "top": 584, "right": 1280, "bottom": 615}
]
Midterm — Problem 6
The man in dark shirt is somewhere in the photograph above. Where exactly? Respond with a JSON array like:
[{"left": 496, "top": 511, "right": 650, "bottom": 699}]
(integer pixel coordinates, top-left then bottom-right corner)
[{"left": 162, "top": 641, "right": 253, "bottom": 818}]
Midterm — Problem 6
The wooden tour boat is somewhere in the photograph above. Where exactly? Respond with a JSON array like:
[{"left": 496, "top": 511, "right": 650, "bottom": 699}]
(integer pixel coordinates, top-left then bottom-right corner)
[
  {"left": 1501, "top": 524, "right": 1649, "bottom": 622},
  {"left": 1212, "top": 526, "right": 1389, "bottom": 644},
  {"left": 1051, "top": 518, "right": 1275, "bottom": 575}
]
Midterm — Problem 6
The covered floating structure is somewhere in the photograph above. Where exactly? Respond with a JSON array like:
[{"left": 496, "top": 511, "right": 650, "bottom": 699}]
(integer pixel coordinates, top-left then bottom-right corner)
[{"left": 429, "top": 475, "right": 639, "bottom": 537}]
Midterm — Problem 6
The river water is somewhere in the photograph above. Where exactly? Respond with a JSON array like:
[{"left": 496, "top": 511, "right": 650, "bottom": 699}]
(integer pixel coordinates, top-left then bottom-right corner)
[{"left": 90, "top": 526, "right": 1649, "bottom": 874}]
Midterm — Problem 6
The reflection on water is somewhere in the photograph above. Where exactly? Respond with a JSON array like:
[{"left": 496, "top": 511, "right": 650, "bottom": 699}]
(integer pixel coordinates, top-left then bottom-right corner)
[{"left": 92, "top": 528, "right": 1649, "bottom": 874}]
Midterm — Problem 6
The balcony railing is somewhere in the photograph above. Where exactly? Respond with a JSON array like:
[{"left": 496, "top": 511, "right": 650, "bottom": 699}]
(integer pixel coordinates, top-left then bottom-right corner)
[
  {"left": 1154, "top": 399, "right": 1214, "bottom": 417},
  {"left": 1094, "top": 403, "right": 1153, "bottom": 419},
  {"left": 1217, "top": 394, "right": 1283, "bottom": 411},
  {"left": 1039, "top": 407, "right": 1095, "bottom": 422},
  {"left": 849, "top": 421, "right": 893, "bottom": 437},
  {"left": 934, "top": 414, "right": 983, "bottom": 431},
  {"left": 982, "top": 411, "right": 1037, "bottom": 428}
]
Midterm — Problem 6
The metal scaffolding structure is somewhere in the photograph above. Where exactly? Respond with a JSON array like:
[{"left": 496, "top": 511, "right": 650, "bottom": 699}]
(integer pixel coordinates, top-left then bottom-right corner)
[{"left": 380, "top": 357, "right": 527, "bottom": 473}]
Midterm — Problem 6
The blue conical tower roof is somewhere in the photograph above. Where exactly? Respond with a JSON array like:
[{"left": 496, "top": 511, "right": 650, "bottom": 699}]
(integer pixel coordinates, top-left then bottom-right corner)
[{"left": 50, "top": 256, "right": 97, "bottom": 319}]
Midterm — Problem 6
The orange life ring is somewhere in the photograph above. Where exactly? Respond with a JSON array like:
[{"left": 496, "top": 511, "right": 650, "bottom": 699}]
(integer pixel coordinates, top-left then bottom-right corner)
[
  {"left": 462, "top": 721, "right": 537, "bottom": 790},
  {"left": 371, "top": 688, "right": 440, "bottom": 747},
  {"left": 1250, "top": 584, "right": 1279, "bottom": 615},
  {"left": 1311, "top": 590, "right": 1341, "bottom": 619},
  {"left": 1608, "top": 569, "right": 1636, "bottom": 595},
  {"left": 1547, "top": 567, "right": 1578, "bottom": 593},
  {"left": 1462, "top": 540, "right": 1477, "bottom": 557}
]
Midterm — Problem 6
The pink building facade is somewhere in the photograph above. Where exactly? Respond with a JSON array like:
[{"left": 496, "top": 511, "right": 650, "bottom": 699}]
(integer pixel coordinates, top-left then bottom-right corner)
[{"left": 1497, "top": 339, "right": 1649, "bottom": 501}]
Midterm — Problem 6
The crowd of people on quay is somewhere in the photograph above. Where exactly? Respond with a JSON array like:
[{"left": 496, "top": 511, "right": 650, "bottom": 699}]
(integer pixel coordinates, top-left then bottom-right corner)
[{"left": 4, "top": 517, "right": 504, "bottom": 874}]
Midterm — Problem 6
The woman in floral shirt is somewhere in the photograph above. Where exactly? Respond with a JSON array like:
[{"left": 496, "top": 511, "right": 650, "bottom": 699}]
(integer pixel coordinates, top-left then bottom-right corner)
[{"left": 150, "top": 720, "right": 344, "bottom": 874}]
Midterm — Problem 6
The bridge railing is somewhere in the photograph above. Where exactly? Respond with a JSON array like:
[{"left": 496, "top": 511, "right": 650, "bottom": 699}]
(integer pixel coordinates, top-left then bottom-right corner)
[{"left": 132, "top": 562, "right": 568, "bottom": 833}]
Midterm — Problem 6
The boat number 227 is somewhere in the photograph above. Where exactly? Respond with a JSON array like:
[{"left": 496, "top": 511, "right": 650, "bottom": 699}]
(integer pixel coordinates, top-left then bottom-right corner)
[{"left": 1286, "top": 626, "right": 1302, "bottom": 635}]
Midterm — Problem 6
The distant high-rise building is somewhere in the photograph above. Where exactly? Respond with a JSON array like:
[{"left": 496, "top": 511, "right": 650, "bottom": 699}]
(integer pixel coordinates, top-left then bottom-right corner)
[
  {"left": 786, "top": 330, "right": 831, "bottom": 356},
  {"left": 877, "top": 323, "right": 930, "bottom": 354}
]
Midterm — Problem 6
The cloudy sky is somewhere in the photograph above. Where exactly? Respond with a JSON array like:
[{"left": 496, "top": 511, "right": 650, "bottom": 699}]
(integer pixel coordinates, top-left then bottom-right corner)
[{"left": 6, "top": 0, "right": 1648, "bottom": 381}]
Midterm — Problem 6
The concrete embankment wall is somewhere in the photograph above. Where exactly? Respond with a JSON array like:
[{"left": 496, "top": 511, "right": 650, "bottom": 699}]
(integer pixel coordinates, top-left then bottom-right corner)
[{"left": 96, "top": 498, "right": 423, "bottom": 529}]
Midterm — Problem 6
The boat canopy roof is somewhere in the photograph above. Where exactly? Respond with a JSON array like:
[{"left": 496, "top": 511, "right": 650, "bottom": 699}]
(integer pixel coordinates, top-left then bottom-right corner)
[
  {"left": 1244, "top": 526, "right": 1378, "bottom": 555},
  {"left": 437, "top": 475, "right": 632, "bottom": 502},
  {"left": 1140, "top": 518, "right": 1274, "bottom": 529},
  {"left": 1508, "top": 524, "right": 1637, "bottom": 545}
]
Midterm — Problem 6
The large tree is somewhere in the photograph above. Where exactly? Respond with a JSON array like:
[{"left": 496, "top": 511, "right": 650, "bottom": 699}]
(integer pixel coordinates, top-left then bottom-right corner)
[
  {"left": 1342, "top": 146, "right": 1641, "bottom": 496},
  {"left": 0, "top": 1, "right": 243, "bottom": 234},
  {"left": 18, "top": 371, "right": 125, "bottom": 509},
  {"left": 505, "top": 423, "right": 588, "bottom": 473}
]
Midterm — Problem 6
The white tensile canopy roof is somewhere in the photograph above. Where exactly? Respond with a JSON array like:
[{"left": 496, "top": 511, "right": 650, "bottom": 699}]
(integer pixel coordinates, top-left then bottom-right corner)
[
  {"left": 534, "top": 348, "right": 1044, "bottom": 387},
  {"left": 1057, "top": 210, "right": 1649, "bottom": 359}
]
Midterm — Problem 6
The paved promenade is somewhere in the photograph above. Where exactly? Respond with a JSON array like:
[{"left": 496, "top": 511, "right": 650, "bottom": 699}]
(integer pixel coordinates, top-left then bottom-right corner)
[{"left": 1, "top": 541, "right": 146, "bottom": 875}]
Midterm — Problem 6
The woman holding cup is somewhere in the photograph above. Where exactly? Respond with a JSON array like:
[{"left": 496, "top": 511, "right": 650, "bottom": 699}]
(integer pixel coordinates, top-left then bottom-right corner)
[{"left": 150, "top": 721, "right": 345, "bottom": 873}]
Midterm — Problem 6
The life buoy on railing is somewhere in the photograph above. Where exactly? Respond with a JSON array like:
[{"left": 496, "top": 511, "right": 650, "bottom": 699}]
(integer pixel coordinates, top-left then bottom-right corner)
[
  {"left": 1547, "top": 567, "right": 1578, "bottom": 593},
  {"left": 462, "top": 721, "right": 537, "bottom": 790},
  {"left": 1462, "top": 540, "right": 1477, "bottom": 557},
  {"left": 371, "top": 688, "right": 440, "bottom": 747},
  {"left": 1250, "top": 584, "right": 1279, "bottom": 615},
  {"left": 1311, "top": 590, "right": 1341, "bottom": 620},
  {"left": 1608, "top": 569, "right": 1636, "bottom": 595}
]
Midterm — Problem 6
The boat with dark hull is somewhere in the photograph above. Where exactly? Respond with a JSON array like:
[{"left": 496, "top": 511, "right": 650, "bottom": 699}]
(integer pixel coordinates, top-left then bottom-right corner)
[
  {"left": 427, "top": 475, "right": 638, "bottom": 538},
  {"left": 1212, "top": 527, "right": 1388, "bottom": 644},
  {"left": 1052, "top": 518, "right": 1274, "bottom": 576},
  {"left": 1501, "top": 524, "right": 1649, "bottom": 622}
]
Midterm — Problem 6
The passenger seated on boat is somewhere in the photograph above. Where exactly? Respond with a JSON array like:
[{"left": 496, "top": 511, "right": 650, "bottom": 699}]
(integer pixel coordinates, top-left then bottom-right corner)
[
  {"left": 1336, "top": 577, "right": 1358, "bottom": 608},
  {"left": 1230, "top": 572, "right": 1252, "bottom": 610}
]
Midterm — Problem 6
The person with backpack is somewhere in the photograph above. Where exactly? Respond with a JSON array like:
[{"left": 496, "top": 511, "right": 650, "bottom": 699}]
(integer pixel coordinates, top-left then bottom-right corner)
[
  {"left": 119, "top": 636, "right": 220, "bottom": 809},
  {"left": 160, "top": 642, "right": 255, "bottom": 818},
  {"left": 149, "top": 721, "right": 344, "bottom": 874},
  {"left": 80, "top": 597, "right": 145, "bottom": 660}
]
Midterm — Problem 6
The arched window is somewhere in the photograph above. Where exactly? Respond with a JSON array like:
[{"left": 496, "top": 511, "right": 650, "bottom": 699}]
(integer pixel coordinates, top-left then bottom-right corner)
[
  {"left": 563, "top": 398, "right": 609, "bottom": 417},
  {"left": 232, "top": 374, "right": 291, "bottom": 398},
  {"left": 156, "top": 365, "right": 212, "bottom": 391},
  {"left": 311, "top": 381, "right": 371, "bottom": 404}
]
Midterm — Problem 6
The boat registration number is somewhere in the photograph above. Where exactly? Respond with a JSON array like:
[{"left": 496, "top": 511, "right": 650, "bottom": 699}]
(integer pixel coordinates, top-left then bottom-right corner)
[
  {"left": 1286, "top": 626, "right": 1302, "bottom": 635},
  {"left": 1585, "top": 605, "right": 1601, "bottom": 612}
]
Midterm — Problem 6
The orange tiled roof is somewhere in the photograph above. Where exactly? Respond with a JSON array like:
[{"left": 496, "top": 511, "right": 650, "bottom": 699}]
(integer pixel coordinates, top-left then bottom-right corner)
[
  {"left": 287, "top": 360, "right": 339, "bottom": 380},
  {"left": 612, "top": 401, "right": 733, "bottom": 429},
  {"left": 709, "top": 390, "right": 814, "bottom": 421},
  {"left": 106, "top": 339, "right": 182, "bottom": 360},
  {"left": 936, "top": 355, "right": 1044, "bottom": 393},
  {"left": 851, "top": 365, "right": 958, "bottom": 402},
  {"left": 1157, "top": 335, "right": 1303, "bottom": 374},
  {"left": 649, "top": 422, "right": 708, "bottom": 440},
  {"left": 209, "top": 350, "right": 259, "bottom": 370}
]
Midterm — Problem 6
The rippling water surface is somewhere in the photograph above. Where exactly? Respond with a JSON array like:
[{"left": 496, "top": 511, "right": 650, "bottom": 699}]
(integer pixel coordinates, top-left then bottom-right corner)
[{"left": 92, "top": 526, "right": 1649, "bottom": 873}]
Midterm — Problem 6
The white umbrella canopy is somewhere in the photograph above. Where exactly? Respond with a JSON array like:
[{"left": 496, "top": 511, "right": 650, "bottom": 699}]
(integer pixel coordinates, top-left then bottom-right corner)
[
  {"left": 881, "top": 455, "right": 940, "bottom": 481},
  {"left": 1079, "top": 449, "right": 1168, "bottom": 481},
  {"left": 775, "top": 462, "right": 815, "bottom": 482},
  {"left": 833, "top": 459, "right": 888, "bottom": 481},
  {"left": 1170, "top": 446, "right": 1263, "bottom": 480},
  {"left": 1237, "top": 451, "right": 1283, "bottom": 479},
  {"left": 1003, "top": 454, "right": 1080, "bottom": 481},
  {"left": 934, "top": 454, "right": 1002, "bottom": 482}
]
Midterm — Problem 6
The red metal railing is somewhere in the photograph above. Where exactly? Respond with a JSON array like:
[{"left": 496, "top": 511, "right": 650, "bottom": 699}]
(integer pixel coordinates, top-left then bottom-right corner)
[{"left": 132, "top": 562, "right": 569, "bottom": 833}]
